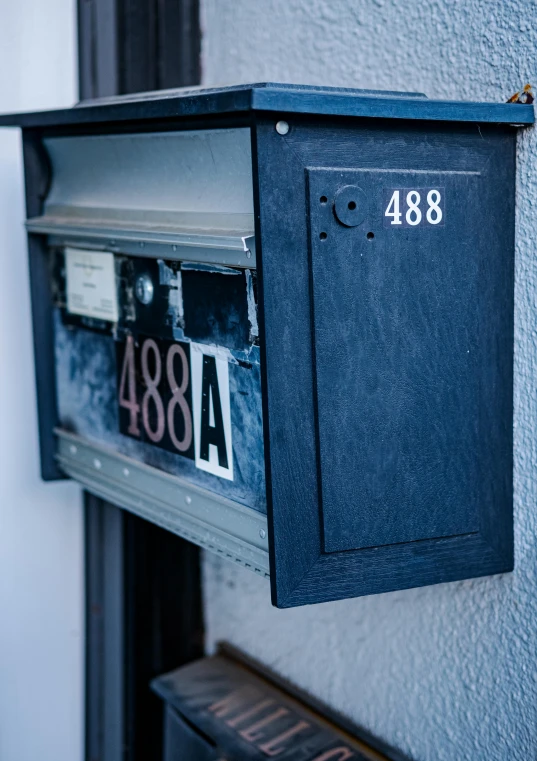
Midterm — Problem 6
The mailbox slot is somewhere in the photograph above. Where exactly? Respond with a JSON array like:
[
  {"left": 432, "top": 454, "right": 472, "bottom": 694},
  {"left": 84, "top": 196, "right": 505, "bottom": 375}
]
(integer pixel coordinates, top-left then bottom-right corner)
[{"left": 30, "top": 129, "right": 256, "bottom": 266}]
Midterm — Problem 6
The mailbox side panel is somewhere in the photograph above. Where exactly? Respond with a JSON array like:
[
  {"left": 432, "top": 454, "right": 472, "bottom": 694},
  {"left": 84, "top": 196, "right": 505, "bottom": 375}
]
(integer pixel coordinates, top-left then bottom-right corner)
[
  {"left": 22, "top": 130, "right": 65, "bottom": 480},
  {"left": 252, "top": 115, "right": 515, "bottom": 607}
]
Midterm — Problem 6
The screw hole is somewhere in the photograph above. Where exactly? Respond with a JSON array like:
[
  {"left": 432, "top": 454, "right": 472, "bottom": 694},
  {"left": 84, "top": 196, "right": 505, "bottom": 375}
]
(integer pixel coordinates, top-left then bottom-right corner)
[
  {"left": 348, "top": 201, "right": 357, "bottom": 210},
  {"left": 367, "top": 231, "right": 375, "bottom": 240},
  {"left": 320, "top": 195, "right": 327, "bottom": 204},
  {"left": 320, "top": 232, "right": 327, "bottom": 240}
]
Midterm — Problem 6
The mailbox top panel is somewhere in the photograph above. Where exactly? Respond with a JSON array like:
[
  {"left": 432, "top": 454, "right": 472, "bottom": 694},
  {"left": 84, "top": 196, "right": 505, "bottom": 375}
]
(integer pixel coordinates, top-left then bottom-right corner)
[{"left": 0, "top": 82, "right": 533, "bottom": 129}]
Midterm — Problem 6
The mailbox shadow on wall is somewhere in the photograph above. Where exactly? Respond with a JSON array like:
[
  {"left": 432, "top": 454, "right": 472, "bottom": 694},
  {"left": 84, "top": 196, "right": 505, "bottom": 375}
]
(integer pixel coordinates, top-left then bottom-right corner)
[{"left": 0, "top": 83, "right": 532, "bottom": 607}]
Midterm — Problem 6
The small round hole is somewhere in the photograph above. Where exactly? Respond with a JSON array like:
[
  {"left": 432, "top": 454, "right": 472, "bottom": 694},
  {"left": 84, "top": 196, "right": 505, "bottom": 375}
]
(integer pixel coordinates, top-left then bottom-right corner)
[
  {"left": 348, "top": 201, "right": 357, "bottom": 211},
  {"left": 367, "top": 231, "right": 375, "bottom": 240},
  {"left": 320, "top": 195, "right": 327, "bottom": 204},
  {"left": 320, "top": 232, "right": 327, "bottom": 240}
]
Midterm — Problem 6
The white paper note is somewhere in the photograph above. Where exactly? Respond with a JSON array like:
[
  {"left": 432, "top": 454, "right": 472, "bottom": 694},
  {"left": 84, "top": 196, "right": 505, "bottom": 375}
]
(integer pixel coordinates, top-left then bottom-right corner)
[{"left": 65, "top": 248, "right": 119, "bottom": 322}]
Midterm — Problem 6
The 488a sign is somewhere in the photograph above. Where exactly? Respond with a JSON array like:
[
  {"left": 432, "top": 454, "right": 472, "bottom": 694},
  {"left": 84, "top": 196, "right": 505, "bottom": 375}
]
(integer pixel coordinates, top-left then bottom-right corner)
[{"left": 116, "top": 334, "right": 234, "bottom": 481}]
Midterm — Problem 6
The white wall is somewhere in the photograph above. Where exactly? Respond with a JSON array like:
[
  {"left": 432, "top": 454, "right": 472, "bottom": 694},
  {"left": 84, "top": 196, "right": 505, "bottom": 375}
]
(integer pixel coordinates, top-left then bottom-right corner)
[
  {"left": 0, "top": 2, "right": 83, "bottom": 761},
  {"left": 200, "top": 2, "right": 537, "bottom": 760}
]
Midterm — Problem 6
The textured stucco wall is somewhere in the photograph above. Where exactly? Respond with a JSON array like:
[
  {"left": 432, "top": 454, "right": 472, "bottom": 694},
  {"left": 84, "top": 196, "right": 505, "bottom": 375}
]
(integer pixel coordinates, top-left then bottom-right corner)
[{"left": 200, "top": 2, "right": 537, "bottom": 760}]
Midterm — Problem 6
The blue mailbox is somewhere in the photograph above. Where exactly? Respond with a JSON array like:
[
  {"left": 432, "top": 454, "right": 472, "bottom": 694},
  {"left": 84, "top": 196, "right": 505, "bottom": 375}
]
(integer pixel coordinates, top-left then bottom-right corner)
[{"left": 0, "top": 84, "right": 532, "bottom": 607}]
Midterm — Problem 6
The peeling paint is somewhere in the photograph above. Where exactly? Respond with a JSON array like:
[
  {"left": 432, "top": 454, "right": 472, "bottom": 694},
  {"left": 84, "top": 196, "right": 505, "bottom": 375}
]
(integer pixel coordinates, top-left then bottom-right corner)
[
  {"left": 54, "top": 309, "right": 266, "bottom": 511},
  {"left": 245, "top": 269, "right": 259, "bottom": 343},
  {"left": 169, "top": 269, "right": 184, "bottom": 329},
  {"left": 189, "top": 340, "right": 237, "bottom": 363},
  {"left": 159, "top": 259, "right": 185, "bottom": 330},
  {"left": 158, "top": 258, "right": 179, "bottom": 286}
]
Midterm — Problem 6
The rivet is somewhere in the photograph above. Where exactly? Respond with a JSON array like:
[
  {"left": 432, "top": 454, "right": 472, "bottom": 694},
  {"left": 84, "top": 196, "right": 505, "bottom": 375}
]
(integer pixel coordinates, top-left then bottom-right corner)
[
  {"left": 135, "top": 273, "right": 154, "bottom": 305},
  {"left": 139, "top": 241, "right": 145, "bottom": 248},
  {"left": 259, "top": 529, "right": 266, "bottom": 539},
  {"left": 246, "top": 250, "right": 252, "bottom": 259},
  {"left": 69, "top": 445, "right": 77, "bottom": 455},
  {"left": 93, "top": 459, "right": 102, "bottom": 470},
  {"left": 123, "top": 468, "right": 130, "bottom": 477},
  {"left": 185, "top": 495, "right": 192, "bottom": 505},
  {"left": 172, "top": 244, "right": 177, "bottom": 252},
  {"left": 275, "top": 120, "right": 290, "bottom": 136}
]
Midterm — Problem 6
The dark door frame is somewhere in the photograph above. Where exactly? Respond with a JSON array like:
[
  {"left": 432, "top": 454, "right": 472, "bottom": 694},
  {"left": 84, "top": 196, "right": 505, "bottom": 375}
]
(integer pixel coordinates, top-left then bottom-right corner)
[
  {"left": 78, "top": 2, "right": 203, "bottom": 759},
  {"left": 78, "top": 0, "right": 201, "bottom": 100},
  {"left": 84, "top": 497, "right": 203, "bottom": 761}
]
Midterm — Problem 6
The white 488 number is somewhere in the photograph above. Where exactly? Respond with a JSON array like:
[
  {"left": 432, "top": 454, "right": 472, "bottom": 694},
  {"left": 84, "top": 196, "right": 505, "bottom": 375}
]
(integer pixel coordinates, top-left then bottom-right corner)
[{"left": 384, "top": 188, "right": 444, "bottom": 228}]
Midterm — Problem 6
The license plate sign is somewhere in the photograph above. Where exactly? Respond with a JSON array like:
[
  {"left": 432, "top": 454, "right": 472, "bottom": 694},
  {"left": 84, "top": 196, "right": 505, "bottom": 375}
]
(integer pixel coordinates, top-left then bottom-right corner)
[{"left": 116, "top": 335, "right": 234, "bottom": 480}]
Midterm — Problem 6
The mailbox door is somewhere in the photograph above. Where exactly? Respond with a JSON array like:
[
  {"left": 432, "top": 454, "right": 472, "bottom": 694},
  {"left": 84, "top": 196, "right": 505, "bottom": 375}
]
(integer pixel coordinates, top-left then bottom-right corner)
[{"left": 253, "top": 116, "right": 514, "bottom": 607}]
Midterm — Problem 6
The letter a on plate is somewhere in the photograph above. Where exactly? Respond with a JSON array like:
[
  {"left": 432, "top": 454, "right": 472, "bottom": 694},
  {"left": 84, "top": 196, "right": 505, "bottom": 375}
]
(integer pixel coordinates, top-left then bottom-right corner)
[{"left": 191, "top": 343, "right": 234, "bottom": 481}]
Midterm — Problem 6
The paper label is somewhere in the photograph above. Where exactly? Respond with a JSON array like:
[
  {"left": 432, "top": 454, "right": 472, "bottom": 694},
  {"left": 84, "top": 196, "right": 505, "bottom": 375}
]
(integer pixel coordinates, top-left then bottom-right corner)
[{"left": 65, "top": 248, "right": 119, "bottom": 322}]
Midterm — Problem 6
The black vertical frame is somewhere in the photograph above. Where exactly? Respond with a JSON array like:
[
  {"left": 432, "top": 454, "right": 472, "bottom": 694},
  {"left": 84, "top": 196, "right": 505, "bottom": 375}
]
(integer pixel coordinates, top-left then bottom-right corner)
[
  {"left": 78, "top": 0, "right": 201, "bottom": 100},
  {"left": 78, "top": 1, "right": 203, "bottom": 759},
  {"left": 85, "top": 496, "right": 204, "bottom": 761},
  {"left": 85, "top": 498, "right": 125, "bottom": 761}
]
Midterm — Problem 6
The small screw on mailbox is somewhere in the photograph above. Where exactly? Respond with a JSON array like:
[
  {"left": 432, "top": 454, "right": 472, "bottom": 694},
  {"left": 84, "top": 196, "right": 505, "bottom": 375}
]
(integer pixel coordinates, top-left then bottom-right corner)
[{"left": 135, "top": 273, "right": 154, "bottom": 305}]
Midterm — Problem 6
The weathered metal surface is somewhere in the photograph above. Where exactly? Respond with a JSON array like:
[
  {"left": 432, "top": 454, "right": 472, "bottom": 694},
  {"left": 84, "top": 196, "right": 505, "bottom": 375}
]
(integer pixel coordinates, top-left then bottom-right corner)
[
  {"left": 56, "top": 430, "right": 270, "bottom": 575},
  {"left": 53, "top": 253, "right": 266, "bottom": 514}
]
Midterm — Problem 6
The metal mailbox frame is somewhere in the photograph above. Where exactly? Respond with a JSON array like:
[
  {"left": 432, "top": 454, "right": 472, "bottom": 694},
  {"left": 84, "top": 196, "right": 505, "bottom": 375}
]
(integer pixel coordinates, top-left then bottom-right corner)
[{"left": 1, "top": 83, "right": 533, "bottom": 607}]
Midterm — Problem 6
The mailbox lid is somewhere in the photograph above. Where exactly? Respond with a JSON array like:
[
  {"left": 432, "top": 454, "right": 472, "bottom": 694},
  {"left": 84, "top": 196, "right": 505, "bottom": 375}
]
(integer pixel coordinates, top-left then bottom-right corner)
[
  {"left": 30, "top": 129, "right": 257, "bottom": 268},
  {"left": 0, "top": 82, "right": 533, "bottom": 129}
]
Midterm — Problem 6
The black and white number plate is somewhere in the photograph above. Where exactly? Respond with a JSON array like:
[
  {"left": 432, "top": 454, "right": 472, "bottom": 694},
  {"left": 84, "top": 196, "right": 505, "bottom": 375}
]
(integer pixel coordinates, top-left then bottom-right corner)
[{"left": 116, "top": 335, "right": 234, "bottom": 481}]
